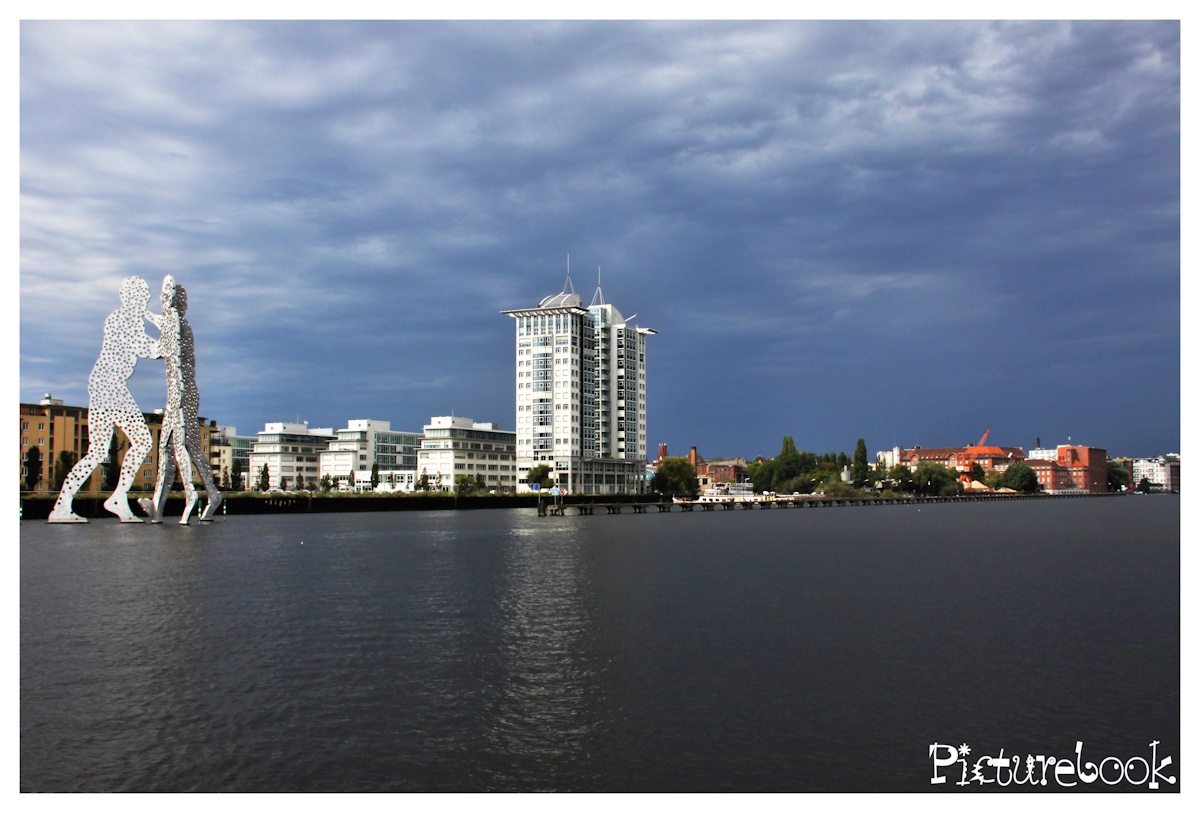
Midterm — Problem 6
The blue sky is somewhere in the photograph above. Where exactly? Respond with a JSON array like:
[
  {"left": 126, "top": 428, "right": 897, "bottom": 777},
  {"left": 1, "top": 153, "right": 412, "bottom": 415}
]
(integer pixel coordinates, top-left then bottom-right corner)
[{"left": 17, "top": 16, "right": 1182, "bottom": 460}]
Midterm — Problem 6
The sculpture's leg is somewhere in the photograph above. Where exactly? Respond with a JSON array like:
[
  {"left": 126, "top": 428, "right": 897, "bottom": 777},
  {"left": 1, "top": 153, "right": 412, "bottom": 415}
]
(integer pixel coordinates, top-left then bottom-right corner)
[
  {"left": 199, "top": 490, "right": 223, "bottom": 522},
  {"left": 107, "top": 415, "right": 151, "bottom": 523},
  {"left": 187, "top": 432, "right": 223, "bottom": 521},
  {"left": 47, "top": 423, "right": 112, "bottom": 524},
  {"left": 180, "top": 487, "right": 198, "bottom": 525},
  {"left": 151, "top": 440, "right": 177, "bottom": 524},
  {"left": 46, "top": 509, "right": 89, "bottom": 523},
  {"left": 140, "top": 443, "right": 169, "bottom": 523},
  {"left": 136, "top": 497, "right": 157, "bottom": 522},
  {"left": 167, "top": 431, "right": 197, "bottom": 525}
]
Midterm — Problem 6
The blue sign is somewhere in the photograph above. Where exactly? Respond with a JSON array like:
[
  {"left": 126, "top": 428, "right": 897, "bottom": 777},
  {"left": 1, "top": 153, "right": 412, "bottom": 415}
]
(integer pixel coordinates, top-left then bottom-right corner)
[{"left": 530, "top": 483, "right": 540, "bottom": 491}]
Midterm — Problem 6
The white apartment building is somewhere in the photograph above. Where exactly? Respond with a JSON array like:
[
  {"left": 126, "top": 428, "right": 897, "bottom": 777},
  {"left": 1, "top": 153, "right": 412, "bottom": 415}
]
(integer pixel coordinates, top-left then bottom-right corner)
[
  {"left": 415, "top": 416, "right": 517, "bottom": 492},
  {"left": 1132, "top": 455, "right": 1181, "bottom": 492},
  {"left": 503, "top": 274, "right": 656, "bottom": 495},
  {"left": 319, "top": 419, "right": 422, "bottom": 491},
  {"left": 248, "top": 422, "right": 335, "bottom": 491}
]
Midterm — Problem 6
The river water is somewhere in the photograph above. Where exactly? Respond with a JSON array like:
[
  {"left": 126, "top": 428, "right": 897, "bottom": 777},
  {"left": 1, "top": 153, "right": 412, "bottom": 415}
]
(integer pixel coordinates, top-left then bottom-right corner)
[{"left": 20, "top": 496, "right": 1180, "bottom": 792}]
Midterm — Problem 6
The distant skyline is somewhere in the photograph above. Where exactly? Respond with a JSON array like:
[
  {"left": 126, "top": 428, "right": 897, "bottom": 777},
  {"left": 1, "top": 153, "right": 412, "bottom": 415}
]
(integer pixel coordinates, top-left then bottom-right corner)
[{"left": 19, "top": 19, "right": 1181, "bottom": 460}]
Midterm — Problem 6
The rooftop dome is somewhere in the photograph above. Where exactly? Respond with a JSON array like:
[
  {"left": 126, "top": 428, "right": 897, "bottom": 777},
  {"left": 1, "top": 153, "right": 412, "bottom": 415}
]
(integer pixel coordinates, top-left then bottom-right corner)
[{"left": 538, "top": 291, "right": 582, "bottom": 308}]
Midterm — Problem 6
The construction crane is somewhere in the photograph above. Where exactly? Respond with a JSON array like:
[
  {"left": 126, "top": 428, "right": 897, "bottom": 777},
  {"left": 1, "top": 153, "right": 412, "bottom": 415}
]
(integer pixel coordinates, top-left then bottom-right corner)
[{"left": 959, "top": 428, "right": 992, "bottom": 485}]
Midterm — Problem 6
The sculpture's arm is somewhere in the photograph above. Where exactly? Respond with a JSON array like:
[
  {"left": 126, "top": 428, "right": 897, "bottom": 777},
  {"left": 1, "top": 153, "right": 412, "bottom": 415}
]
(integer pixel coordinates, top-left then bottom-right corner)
[
  {"left": 140, "top": 334, "right": 161, "bottom": 360},
  {"left": 145, "top": 309, "right": 164, "bottom": 330}
]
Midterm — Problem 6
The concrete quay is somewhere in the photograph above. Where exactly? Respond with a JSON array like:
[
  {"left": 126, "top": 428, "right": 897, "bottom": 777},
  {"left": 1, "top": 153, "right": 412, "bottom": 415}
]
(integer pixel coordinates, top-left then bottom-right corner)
[{"left": 538, "top": 490, "right": 1116, "bottom": 516}]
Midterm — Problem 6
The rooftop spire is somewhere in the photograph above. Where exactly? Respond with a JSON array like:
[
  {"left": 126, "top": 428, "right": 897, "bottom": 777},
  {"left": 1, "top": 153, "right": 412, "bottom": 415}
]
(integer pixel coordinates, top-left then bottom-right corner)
[
  {"left": 590, "top": 266, "right": 606, "bottom": 307},
  {"left": 563, "top": 254, "right": 575, "bottom": 295}
]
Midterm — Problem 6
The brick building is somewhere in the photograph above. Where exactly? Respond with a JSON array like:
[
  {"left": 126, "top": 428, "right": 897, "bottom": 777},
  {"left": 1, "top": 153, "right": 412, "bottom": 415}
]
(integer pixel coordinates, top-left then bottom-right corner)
[
  {"left": 685, "top": 446, "right": 748, "bottom": 485},
  {"left": 20, "top": 394, "right": 218, "bottom": 494},
  {"left": 1025, "top": 458, "right": 1084, "bottom": 494},
  {"left": 1028, "top": 444, "right": 1109, "bottom": 494},
  {"left": 879, "top": 444, "right": 1027, "bottom": 476}
]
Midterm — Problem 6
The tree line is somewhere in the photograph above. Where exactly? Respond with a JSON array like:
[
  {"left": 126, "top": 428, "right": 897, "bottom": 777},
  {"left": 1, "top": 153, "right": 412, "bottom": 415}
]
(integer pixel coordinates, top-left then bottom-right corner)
[{"left": 642, "top": 436, "right": 1059, "bottom": 500}]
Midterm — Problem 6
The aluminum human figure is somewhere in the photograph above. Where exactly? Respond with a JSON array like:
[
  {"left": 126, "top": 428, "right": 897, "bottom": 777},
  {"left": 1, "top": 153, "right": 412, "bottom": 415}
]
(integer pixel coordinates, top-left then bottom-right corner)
[
  {"left": 139, "top": 276, "right": 198, "bottom": 524},
  {"left": 176, "top": 284, "right": 221, "bottom": 520},
  {"left": 48, "top": 277, "right": 160, "bottom": 523}
]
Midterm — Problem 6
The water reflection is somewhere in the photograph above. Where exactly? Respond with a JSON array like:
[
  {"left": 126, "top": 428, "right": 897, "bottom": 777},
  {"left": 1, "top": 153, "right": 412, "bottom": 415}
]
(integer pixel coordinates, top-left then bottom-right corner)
[
  {"left": 480, "top": 518, "right": 598, "bottom": 787},
  {"left": 21, "top": 499, "right": 1180, "bottom": 791}
]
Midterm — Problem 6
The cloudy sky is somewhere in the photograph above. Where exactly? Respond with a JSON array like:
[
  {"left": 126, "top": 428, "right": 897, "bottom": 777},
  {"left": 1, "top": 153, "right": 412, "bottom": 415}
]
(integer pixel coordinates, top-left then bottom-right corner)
[{"left": 18, "top": 18, "right": 1181, "bottom": 460}]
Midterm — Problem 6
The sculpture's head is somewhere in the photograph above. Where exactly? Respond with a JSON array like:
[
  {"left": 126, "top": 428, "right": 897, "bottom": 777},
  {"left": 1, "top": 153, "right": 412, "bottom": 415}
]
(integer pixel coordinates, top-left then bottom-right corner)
[
  {"left": 119, "top": 276, "right": 150, "bottom": 308},
  {"left": 161, "top": 275, "right": 176, "bottom": 309}
]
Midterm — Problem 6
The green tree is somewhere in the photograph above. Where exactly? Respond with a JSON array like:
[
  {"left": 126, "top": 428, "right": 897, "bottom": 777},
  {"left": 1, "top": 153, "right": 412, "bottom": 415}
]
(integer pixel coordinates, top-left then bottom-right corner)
[
  {"left": 776, "top": 474, "right": 815, "bottom": 495},
  {"left": 416, "top": 469, "right": 431, "bottom": 492},
  {"left": 231, "top": 459, "right": 244, "bottom": 491},
  {"left": 279, "top": 477, "right": 289, "bottom": 491},
  {"left": 913, "top": 461, "right": 959, "bottom": 496},
  {"left": 295, "top": 471, "right": 305, "bottom": 490},
  {"left": 320, "top": 473, "right": 333, "bottom": 492},
  {"left": 1000, "top": 461, "right": 1039, "bottom": 493},
  {"left": 1107, "top": 461, "right": 1131, "bottom": 492},
  {"left": 1137, "top": 477, "right": 1154, "bottom": 493},
  {"left": 851, "top": 438, "right": 870, "bottom": 487},
  {"left": 53, "top": 450, "right": 78, "bottom": 491},
  {"left": 652, "top": 457, "right": 699, "bottom": 497},
  {"left": 887, "top": 464, "right": 914, "bottom": 493},
  {"left": 526, "top": 464, "right": 554, "bottom": 489},
  {"left": 257, "top": 463, "right": 270, "bottom": 491},
  {"left": 221, "top": 466, "right": 231, "bottom": 491},
  {"left": 775, "top": 436, "right": 803, "bottom": 484},
  {"left": 747, "top": 457, "right": 777, "bottom": 493},
  {"left": 454, "top": 474, "right": 487, "bottom": 495},
  {"left": 822, "top": 478, "right": 857, "bottom": 498},
  {"left": 24, "top": 446, "right": 42, "bottom": 491},
  {"left": 370, "top": 463, "right": 380, "bottom": 489}
]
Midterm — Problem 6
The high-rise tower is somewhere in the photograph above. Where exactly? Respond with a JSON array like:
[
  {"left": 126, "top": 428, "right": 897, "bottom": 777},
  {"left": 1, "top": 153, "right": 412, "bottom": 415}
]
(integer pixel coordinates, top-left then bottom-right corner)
[{"left": 503, "top": 271, "right": 656, "bottom": 495}]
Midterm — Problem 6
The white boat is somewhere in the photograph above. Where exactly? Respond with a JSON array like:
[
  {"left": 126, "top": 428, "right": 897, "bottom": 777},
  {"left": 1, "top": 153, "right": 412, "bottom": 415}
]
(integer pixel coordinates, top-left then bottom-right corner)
[{"left": 674, "top": 482, "right": 762, "bottom": 504}]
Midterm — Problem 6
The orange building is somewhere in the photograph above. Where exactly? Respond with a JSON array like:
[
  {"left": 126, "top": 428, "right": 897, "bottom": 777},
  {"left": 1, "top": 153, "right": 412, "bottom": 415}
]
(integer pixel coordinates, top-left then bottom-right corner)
[
  {"left": 20, "top": 394, "right": 218, "bottom": 494},
  {"left": 19, "top": 395, "right": 98, "bottom": 494}
]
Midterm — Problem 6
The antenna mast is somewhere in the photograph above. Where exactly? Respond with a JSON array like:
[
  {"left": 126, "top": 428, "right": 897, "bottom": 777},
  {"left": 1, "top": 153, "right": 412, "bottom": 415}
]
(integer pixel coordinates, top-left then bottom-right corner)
[
  {"left": 590, "top": 266, "right": 606, "bottom": 307},
  {"left": 563, "top": 254, "right": 575, "bottom": 295}
]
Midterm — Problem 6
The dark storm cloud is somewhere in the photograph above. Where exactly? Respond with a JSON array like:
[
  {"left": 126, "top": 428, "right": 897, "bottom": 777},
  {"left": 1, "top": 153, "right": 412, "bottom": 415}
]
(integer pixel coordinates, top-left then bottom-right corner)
[{"left": 20, "top": 20, "right": 1179, "bottom": 457}]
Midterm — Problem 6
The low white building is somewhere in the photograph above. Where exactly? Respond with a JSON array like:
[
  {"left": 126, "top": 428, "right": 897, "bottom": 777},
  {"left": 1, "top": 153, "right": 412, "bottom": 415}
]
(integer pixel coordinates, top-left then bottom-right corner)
[
  {"left": 319, "top": 419, "right": 422, "bottom": 491},
  {"left": 1025, "top": 446, "right": 1059, "bottom": 461},
  {"left": 248, "top": 422, "right": 335, "bottom": 491},
  {"left": 416, "top": 416, "right": 518, "bottom": 493},
  {"left": 1132, "top": 455, "right": 1181, "bottom": 492}
]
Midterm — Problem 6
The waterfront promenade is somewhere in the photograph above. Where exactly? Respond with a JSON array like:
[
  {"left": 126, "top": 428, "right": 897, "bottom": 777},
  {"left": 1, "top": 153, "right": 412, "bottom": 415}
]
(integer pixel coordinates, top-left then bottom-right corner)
[{"left": 19, "top": 489, "right": 1118, "bottom": 520}]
